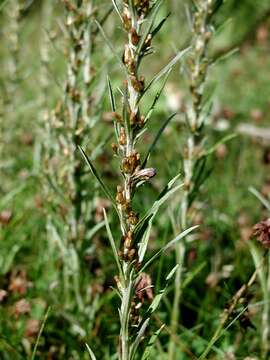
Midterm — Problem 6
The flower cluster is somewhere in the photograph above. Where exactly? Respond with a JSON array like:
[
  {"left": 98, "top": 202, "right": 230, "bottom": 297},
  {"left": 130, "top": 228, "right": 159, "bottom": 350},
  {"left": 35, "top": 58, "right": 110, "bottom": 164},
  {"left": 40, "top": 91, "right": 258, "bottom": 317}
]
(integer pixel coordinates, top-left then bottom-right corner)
[
  {"left": 253, "top": 218, "right": 270, "bottom": 249},
  {"left": 113, "top": 0, "right": 156, "bottom": 266}
]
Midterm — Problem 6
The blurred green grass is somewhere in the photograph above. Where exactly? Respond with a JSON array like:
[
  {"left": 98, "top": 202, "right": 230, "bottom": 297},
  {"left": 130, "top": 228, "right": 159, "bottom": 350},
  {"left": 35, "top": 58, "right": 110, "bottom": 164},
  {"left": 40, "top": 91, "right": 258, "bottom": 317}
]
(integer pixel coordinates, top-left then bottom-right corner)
[{"left": 1, "top": 0, "right": 270, "bottom": 358}]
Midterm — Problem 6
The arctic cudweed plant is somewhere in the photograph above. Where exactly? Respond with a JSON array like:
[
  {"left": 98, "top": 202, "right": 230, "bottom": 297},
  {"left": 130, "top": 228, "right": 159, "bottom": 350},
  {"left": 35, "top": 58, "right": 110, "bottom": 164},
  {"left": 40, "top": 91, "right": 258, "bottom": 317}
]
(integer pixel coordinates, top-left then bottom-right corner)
[
  {"left": 169, "top": 0, "right": 228, "bottom": 358},
  {"left": 80, "top": 0, "right": 196, "bottom": 359},
  {"left": 43, "top": 0, "right": 108, "bottom": 316},
  {"left": 249, "top": 188, "right": 270, "bottom": 359}
]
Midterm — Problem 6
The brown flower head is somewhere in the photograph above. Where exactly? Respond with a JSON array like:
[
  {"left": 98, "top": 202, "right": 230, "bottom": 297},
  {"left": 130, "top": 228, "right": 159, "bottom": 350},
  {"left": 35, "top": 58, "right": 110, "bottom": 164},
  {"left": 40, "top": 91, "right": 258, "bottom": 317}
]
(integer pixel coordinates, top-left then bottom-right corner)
[
  {"left": 25, "top": 319, "right": 40, "bottom": 338},
  {"left": 14, "top": 299, "right": 31, "bottom": 318},
  {"left": 0, "top": 210, "right": 13, "bottom": 225},
  {"left": 135, "top": 272, "right": 153, "bottom": 303},
  {"left": 0, "top": 289, "right": 7, "bottom": 303},
  {"left": 9, "top": 270, "right": 30, "bottom": 295},
  {"left": 253, "top": 218, "right": 270, "bottom": 248}
]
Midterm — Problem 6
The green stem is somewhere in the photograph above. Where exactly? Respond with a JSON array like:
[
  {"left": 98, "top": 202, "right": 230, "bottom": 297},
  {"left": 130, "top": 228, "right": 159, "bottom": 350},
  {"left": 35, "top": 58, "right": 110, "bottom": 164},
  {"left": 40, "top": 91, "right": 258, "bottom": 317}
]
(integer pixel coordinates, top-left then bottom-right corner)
[
  {"left": 262, "top": 252, "right": 270, "bottom": 358},
  {"left": 168, "top": 241, "right": 186, "bottom": 360},
  {"left": 120, "top": 267, "right": 133, "bottom": 360}
]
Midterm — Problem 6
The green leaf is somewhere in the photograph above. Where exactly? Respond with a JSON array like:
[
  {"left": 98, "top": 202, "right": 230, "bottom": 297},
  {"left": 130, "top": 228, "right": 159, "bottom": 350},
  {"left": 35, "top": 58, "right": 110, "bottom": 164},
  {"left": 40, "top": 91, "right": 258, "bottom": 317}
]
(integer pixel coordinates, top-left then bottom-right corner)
[
  {"left": 135, "top": 175, "right": 183, "bottom": 248},
  {"left": 182, "top": 262, "right": 207, "bottom": 289},
  {"left": 144, "top": 69, "right": 172, "bottom": 123},
  {"left": 111, "top": 0, "right": 123, "bottom": 22},
  {"left": 85, "top": 344, "right": 97, "bottom": 360},
  {"left": 212, "top": 48, "right": 238, "bottom": 67},
  {"left": 78, "top": 146, "right": 116, "bottom": 207},
  {"left": 141, "top": 324, "right": 165, "bottom": 360},
  {"left": 142, "top": 112, "right": 176, "bottom": 168},
  {"left": 248, "top": 242, "right": 265, "bottom": 290},
  {"left": 136, "top": 0, "right": 163, "bottom": 60},
  {"left": 200, "top": 133, "right": 237, "bottom": 158},
  {"left": 103, "top": 209, "right": 124, "bottom": 279},
  {"left": 1, "top": 245, "right": 20, "bottom": 275},
  {"left": 146, "top": 265, "right": 180, "bottom": 317},
  {"left": 249, "top": 187, "right": 270, "bottom": 212},
  {"left": 95, "top": 20, "right": 126, "bottom": 71},
  {"left": 86, "top": 221, "right": 106, "bottom": 240},
  {"left": 130, "top": 318, "right": 150, "bottom": 360},
  {"left": 144, "top": 48, "right": 190, "bottom": 94},
  {"left": 140, "top": 226, "right": 198, "bottom": 273},
  {"left": 107, "top": 76, "right": 116, "bottom": 112},
  {"left": 0, "top": 183, "right": 26, "bottom": 208},
  {"left": 151, "top": 13, "right": 170, "bottom": 39},
  {"left": 166, "top": 264, "right": 179, "bottom": 281},
  {"left": 31, "top": 307, "right": 51, "bottom": 360}
]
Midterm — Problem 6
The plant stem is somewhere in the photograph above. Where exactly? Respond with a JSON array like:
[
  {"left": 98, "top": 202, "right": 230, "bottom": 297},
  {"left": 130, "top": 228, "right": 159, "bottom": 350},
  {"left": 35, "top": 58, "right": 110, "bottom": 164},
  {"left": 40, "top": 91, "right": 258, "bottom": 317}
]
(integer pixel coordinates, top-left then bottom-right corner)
[
  {"left": 169, "top": 1, "right": 213, "bottom": 358},
  {"left": 262, "top": 252, "right": 270, "bottom": 358},
  {"left": 111, "top": 1, "right": 159, "bottom": 358},
  {"left": 43, "top": 0, "right": 101, "bottom": 313}
]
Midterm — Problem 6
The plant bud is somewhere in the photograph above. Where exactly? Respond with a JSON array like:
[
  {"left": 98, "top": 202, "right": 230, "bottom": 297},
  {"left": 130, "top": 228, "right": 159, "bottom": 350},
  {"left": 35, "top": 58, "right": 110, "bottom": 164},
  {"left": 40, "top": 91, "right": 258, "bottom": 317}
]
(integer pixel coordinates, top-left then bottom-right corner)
[
  {"left": 111, "top": 143, "right": 118, "bottom": 154},
  {"left": 119, "top": 127, "right": 126, "bottom": 146},
  {"left": 122, "top": 7, "right": 132, "bottom": 31},
  {"left": 133, "top": 168, "right": 156, "bottom": 183},
  {"left": 128, "top": 211, "right": 139, "bottom": 225},
  {"left": 113, "top": 112, "right": 123, "bottom": 123},
  {"left": 130, "top": 28, "right": 140, "bottom": 46},
  {"left": 130, "top": 75, "right": 144, "bottom": 93}
]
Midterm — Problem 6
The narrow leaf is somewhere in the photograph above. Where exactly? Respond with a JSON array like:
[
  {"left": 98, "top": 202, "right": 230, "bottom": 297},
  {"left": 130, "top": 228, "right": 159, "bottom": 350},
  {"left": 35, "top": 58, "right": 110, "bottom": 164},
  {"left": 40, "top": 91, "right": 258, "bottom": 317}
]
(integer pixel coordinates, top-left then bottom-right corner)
[
  {"left": 111, "top": 0, "right": 123, "bottom": 22},
  {"left": 130, "top": 318, "right": 150, "bottom": 360},
  {"left": 166, "top": 264, "right": 179, "bottom": 281},
  {"left": 142, "top": 113, "right": 176, "bottom": 168},
  {"left": 107, "top": 76, "right": 116, "bottom": 112},
  {"left": 85, "top": 344, "right": 97, "bottom": 360},
  {"left": 144, "top": 69, "right": 172, "bottom": 123},
  {"left": 135, "top": 176, "right": 183, "bottom": 241},
  {"left": 140, "top": 225, "right": 199, "bottom": 272},
  {"left": 249, "top": 187, "right": 270, "bottom": 212},
  {"left": 200, "top": 133, "right": 236, "bottom": 158},
  {"left": 144, "top": 48, "right": 190, "bottom": 94},
  {"left": 103, "top": 209, "right": 123, "bottom": 278},
  {"left": 95, "top": 20, "right": 125, "bottom": 71},
  {"left": 136, "top": 0, "right": 163, "bottom": 59},
  {"left": 31, "top": 307, "right": 51, "bottom": 360},
  {"left": 141, "top": 324, "right": 165, "bottom": 360},
  {"left": 151, "top": 13, "right": 170, "bottom": 39},
  {"left": 78, "top": 146, "right": 116, "bottom": 206}
]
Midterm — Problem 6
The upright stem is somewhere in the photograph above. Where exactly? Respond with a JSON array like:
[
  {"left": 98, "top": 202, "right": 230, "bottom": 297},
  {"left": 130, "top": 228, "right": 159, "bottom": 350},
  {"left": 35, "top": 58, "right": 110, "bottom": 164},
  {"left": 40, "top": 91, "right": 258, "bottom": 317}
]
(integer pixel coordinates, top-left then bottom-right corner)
[
  {"left": 111, "top": 1, "right": 157, "bottom": 358},
  {"left": 5, "top": 0, "right": 20, "bottom": 98},
  {"left": 43, "top": 0, "right": 100, "bottom": 313},
  {"left": 262, "top": 252, "right": 270, "bottom": 358},
  {"left": 169, "top": 1, "right": 213, "bottom": 358}
]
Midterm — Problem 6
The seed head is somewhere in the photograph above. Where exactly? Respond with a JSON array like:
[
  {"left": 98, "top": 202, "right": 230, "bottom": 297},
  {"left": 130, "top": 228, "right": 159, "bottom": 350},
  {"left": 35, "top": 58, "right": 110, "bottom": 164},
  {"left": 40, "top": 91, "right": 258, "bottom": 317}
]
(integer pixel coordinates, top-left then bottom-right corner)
[
  {"left": 130, "top": 27, "right": 140, "bottom": 46},
  {"left": 253, "top": 218, "right": 270, "bottom": 249},
  {"left": 135, "top": 272, "right": 154, "bottom": 303},
  {"left": 134, "top": 0, "right": 150, "bottom": 16}
]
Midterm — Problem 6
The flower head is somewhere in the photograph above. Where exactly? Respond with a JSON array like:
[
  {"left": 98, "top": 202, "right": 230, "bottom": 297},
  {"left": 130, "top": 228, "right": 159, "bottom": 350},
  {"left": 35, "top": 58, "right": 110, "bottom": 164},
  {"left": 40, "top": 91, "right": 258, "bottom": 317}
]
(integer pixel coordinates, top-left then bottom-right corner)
[{"left": 253, "top": 218, "right": 270, "bottom": 248}]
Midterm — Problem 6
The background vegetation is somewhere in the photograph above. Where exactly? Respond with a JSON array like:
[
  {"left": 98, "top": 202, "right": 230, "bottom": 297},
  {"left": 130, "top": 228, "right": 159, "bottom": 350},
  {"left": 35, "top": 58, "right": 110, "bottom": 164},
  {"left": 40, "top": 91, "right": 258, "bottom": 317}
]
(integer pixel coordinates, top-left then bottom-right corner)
[{"left": 1, "top": 0, "right": 270, "bottom": 359}]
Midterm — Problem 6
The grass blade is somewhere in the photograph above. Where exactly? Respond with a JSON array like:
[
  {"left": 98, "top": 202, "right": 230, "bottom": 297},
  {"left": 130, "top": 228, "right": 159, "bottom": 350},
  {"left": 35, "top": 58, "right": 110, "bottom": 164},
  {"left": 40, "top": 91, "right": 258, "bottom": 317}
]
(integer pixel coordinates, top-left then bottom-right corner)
[
  {"left": 78, "top": 146, "right": 116, "bottom": 206},
  {"left": 85, "top": 343, "right": 97, "bottom": 360},
  {"left": 31, "top": 307, "right": 51, "bottom": 360}
]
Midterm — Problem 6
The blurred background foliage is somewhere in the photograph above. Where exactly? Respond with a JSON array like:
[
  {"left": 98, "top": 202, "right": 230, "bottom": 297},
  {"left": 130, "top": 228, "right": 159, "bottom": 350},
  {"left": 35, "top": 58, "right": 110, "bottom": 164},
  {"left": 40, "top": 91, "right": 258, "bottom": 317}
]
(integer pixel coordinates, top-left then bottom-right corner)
[{"left": 1, "top": 0, "right": 270, "bottom": 359}]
